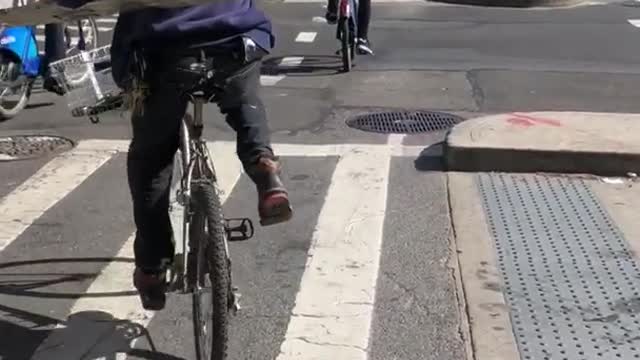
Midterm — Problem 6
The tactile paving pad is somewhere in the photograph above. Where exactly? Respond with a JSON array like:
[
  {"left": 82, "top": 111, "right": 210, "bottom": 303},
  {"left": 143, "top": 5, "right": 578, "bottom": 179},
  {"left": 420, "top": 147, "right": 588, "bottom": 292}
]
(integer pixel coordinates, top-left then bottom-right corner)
[{"left": 476, "top": 173, "right": 640, "bottom": 360}]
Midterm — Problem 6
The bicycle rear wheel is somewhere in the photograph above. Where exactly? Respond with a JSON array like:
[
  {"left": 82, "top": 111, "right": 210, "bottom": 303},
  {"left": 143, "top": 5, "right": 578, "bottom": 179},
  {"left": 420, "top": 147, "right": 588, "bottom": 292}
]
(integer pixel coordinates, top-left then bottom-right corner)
[
  {"left": 191, "top": 181, "right": 230, "bottom": 360},
  {"left": 338, "top": 17, "right": 352, "bottom": 72}
]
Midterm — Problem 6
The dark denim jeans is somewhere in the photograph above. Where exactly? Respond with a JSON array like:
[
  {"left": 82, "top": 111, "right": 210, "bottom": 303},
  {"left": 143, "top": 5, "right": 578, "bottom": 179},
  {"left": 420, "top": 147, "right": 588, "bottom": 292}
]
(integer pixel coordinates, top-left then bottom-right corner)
[{"left": 127, "top": 43, "right": 272, "bottom": 270}]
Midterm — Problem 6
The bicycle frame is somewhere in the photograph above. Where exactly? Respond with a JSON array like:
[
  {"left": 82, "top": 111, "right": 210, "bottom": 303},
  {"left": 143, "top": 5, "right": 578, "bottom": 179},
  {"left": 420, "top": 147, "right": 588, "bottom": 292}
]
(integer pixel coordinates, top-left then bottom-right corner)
[
  {"left": 337, "top": 0, "right": 358, "bottom": 37},
  {"left": 0, "top": 26, "right": 40, "bottom": 78},
  {"left": 174, "top": 94, "right": 226, "bottom": 293}
]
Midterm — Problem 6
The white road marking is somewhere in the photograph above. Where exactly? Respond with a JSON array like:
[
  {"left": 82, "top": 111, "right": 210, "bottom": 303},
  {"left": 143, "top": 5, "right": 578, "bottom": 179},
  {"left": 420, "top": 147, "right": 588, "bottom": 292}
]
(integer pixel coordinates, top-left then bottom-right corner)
[
  {"left": 260, "top": 75, "right": 286, "bottom": 86},
  {"left": 36, "top": 34, "right": 79, "bottom": 43},
  {"left": 386, "top": 134, "right": 405, "bottom": 146},
  {"left": 0, "top": 143, "right": 114, "bottom": 252},
  {"left": 73, "top": 139, "right": 425, "bottom": 157},
  {"left": 277, "top": 145, "right": 391, "bottom": 359},
  {"left": 312, "top": 16, "right": 327, "bottom": 23},
  {"left": 295, "top": 32, "right": 317, "bottom": 43},
  {"left": 96, "top": 18, "right": 118, "bottom": 23},
  {"left": 629, "top": 19, "right": 640, "bottom": 27},
  {"left": 279, "top": 56, "right": 305, "bottom": 67},
  {"left": 36, "top": 24, "right": 113, "bottom": 31},
  {"left": 29, "top": 142, "right": 241, "bottom": 360}
]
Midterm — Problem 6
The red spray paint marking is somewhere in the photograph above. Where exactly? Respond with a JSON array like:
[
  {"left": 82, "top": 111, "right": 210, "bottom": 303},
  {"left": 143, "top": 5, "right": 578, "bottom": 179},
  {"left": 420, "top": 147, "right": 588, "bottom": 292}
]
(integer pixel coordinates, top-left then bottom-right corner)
[{"left": 506, "top": 113, "right": 563, "bottom": 127}]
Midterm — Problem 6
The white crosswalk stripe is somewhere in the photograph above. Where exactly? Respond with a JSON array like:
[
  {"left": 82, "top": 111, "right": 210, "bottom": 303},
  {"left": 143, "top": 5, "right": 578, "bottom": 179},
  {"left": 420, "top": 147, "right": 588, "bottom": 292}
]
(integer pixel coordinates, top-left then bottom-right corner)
[{"left": 0, "top": 138, "right": 424, "bottom": 359}]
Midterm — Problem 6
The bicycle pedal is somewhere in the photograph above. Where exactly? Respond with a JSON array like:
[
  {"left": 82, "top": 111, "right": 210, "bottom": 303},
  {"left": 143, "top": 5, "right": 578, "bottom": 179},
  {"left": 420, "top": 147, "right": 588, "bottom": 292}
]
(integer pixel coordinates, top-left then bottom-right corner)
[{"left": 225, "top": 218, "right": 254, "bottom": 241}]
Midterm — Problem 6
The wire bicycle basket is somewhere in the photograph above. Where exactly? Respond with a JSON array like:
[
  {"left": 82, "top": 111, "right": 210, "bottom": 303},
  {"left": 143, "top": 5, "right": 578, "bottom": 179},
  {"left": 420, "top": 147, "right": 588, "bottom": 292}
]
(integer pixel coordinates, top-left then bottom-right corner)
[{"left": 49, "top": 44, "right": 124, "bottom": 123}]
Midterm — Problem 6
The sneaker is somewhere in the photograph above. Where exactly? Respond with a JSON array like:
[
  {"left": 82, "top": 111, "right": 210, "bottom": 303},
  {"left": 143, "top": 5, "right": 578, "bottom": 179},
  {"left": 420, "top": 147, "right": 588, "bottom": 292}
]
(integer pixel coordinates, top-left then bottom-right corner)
[
  {"left": 325, "top": 10, "right": 337, "bottom": 24},
  {"left": 246, "top": 156, "right": 293, "bottom": 226},
  {"left": 356, "top": 38, "right": 374, "bottom": 55},
  {"left": 42, "top": 76, "right": 65, "bottom": 96},
  {"left": 133, "top": 267, "right": 167, "bottom": 311}
]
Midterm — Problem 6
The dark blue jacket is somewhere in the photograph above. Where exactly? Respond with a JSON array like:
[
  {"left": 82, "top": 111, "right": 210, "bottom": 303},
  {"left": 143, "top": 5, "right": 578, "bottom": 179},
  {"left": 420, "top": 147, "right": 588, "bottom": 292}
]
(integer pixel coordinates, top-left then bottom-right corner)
[{"left": 56, "top": 0, "right": 275, "bottom": 87}]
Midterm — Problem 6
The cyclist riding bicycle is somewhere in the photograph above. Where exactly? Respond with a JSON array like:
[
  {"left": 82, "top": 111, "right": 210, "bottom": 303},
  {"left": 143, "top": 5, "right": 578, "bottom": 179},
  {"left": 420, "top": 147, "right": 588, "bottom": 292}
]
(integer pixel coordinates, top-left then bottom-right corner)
[
  {"left": 59, "top": 0, "right": 293, "bottom": 310},
  {"left": 325, "top": 0, "right": 373, "bottom": 55}
]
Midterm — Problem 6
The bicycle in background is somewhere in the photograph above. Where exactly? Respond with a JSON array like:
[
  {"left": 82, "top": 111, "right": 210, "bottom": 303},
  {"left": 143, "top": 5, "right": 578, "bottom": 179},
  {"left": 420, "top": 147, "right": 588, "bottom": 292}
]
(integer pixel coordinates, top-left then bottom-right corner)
[
  {"left": 0, "top": 19, "right": 99, "bottom": 119},
  {"left": 335, "top": 0, "right": 358, "bottom": 72}
]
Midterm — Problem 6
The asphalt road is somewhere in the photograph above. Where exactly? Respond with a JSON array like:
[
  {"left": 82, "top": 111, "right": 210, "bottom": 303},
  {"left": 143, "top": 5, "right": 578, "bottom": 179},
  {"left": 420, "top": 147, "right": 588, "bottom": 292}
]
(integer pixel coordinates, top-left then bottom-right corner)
[{"left": 1, "top": 0, "right": 640, "bottom": 359}]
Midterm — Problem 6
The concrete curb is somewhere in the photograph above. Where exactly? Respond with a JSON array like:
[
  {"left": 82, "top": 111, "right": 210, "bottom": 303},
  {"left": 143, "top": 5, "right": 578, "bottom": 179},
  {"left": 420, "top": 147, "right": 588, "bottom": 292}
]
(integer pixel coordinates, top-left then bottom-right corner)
[
  {"left": 444, "top": 112, "right": 640, "bottom": 176},
  {"left": 428, "top": 0, "right": 588, "bottom": 7}
]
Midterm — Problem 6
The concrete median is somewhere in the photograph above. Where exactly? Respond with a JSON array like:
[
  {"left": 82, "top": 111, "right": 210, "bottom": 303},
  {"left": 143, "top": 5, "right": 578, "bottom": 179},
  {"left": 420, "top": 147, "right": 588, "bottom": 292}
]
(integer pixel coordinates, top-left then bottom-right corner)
[{"left": 444, "top": 111, "right": 640, "bottom": 176}]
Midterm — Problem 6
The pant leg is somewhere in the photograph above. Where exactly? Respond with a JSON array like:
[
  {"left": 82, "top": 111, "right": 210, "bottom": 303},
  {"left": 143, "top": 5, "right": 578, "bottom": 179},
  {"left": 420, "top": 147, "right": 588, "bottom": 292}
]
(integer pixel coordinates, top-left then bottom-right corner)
[
  {"left": 43, "top": 23, "right": 65, "bottom": 75},
  {"left": 327, "top": 0, "right": 338, "bottom": 13},
  {"left": 357, "top": 0, "right": 371, "bottom": 39},
  {"left": 216, "top": 59, "right": 273, "bottom": 167},
  {"left": 128, "top": 73, "right": 187, "bottom": 271}
]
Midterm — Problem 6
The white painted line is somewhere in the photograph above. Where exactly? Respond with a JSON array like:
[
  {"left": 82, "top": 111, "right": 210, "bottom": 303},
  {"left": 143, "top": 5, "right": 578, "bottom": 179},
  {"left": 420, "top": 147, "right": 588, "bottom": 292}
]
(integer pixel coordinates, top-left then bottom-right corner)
[
  {"left": 312, "top": 16, "right": 327, "bottom": 23},
  {"left": 629, "top": 19, "right": 640, "bottom": 27},
  {"left": 295, "top": 32, "right": 317, "bottom": 43},
  {"left": 0, "top": 143, "right": 114, "bottom": 252},
  {"left": 279, "top": 56, "right": 305, "bottom": 67},
  {"left": 36, "top": 24, "right": 112, "bottom": 31},
  {"left": 36, "top": 34, "right": 81, "bottom": 43},
  {"left": 30, "top": 143, "right": 241, "bottom": 360},
  {"left": 260, "top": 75, "right": 286, "bottom": 86},
  {"left": 277, "top": 144, "right": 391, "bottom": 359},
  {"left": 72, "top": 139, "right": 426, "bottom": 157},
  {"left": 387, "top": 134, "right": 405, "bottom": 146},
  {"left": 96, "top": 18, "right": 118, "bottom": 23}
]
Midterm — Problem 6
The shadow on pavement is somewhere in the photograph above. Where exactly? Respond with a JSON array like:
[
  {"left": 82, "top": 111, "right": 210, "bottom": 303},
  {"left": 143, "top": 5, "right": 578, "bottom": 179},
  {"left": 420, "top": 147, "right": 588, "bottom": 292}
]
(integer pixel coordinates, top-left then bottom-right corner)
[
  {"left": 414, "top": 142, "right": 445, "bottom": 172},
  {"left": 25, "top": 102, "right": 55, "bottom": 110},
  {"left": 262, "top": 55, "right": 343, "bottom": 77},
  {"left": 0, "top": 305, "right": 184, "bottom": 360},
  {"left": 0, "top": 257, "right": 138, "bottom": 299}
]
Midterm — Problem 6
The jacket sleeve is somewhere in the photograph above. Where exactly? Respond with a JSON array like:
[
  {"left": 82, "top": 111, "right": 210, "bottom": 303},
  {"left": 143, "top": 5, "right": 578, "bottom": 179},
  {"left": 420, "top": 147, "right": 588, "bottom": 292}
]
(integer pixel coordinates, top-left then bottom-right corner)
[{"left": 54, "top": 0, "right": 94, "bottom": 9}]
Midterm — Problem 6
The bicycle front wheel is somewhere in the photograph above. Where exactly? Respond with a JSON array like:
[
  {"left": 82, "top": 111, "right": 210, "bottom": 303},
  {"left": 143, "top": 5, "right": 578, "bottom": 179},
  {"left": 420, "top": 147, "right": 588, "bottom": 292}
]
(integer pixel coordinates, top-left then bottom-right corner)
[
  {"left": 0, "top": 54, "right": 32, "bottom": 120},
  {"left": 191, "top": 181, "right": 230, "bottom": 360},
  {"left": 64, "top": 18, "right": 100, "bottom": 56}
]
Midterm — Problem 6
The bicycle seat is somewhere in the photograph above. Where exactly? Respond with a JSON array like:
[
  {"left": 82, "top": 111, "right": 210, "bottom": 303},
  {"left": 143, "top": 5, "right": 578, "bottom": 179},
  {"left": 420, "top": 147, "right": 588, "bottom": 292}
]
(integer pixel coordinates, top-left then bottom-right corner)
[{"left": 174, "top": 56, "right": 218, "bottom": 98}]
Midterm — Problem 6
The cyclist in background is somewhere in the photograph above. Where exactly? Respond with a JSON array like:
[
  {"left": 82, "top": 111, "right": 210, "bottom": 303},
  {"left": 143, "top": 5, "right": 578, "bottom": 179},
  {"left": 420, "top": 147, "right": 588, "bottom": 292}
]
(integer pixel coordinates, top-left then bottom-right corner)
[
  {"left": 58, "top": 0, "right": 293, "bottom": 310},
  {"left": 325, "top": 0, "right": 373, "bottom": 55}
]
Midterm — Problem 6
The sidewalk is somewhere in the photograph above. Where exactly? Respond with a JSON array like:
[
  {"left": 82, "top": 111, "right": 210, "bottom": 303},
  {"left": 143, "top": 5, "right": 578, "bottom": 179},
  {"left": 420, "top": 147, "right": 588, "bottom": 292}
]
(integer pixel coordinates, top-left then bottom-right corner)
[{"left": 445, "top": 112, "right": 640, "bottom": 360}]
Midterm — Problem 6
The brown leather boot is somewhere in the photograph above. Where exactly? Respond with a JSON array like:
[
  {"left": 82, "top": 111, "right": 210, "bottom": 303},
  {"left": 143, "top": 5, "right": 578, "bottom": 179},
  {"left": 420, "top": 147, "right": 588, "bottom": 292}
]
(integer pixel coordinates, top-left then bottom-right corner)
[
  {"left": 246, "top": 156, "right": 293, "bottom": 226},
  {"left": 133, "top": 267, "right": 167, "bottom": 311}
]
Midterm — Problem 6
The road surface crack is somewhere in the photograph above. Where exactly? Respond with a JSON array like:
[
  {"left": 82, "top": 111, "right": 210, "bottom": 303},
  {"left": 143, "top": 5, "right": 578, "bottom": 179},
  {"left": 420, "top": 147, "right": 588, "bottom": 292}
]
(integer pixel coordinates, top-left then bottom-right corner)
[{"left": 294, "top": 336, "right": 367, "bottom": 352}]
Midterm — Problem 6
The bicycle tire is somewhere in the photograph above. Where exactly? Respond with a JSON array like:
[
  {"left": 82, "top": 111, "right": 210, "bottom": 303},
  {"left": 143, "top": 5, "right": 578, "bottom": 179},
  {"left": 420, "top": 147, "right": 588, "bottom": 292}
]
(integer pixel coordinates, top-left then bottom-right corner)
[
  {"left": 0, "top": 54, "right": 32, "bottom": 120},
  {"left": 191, "top": 181, "right": 230, "bottom": 360},
  {"left": 339, "top": 17, "right": 352, "bottom": 72},
  {"left": 61, "top": 18, "right": 101, "bottom": 87},
  {"left": 64, "top": 18, "right": 100, "bottom": 56}
]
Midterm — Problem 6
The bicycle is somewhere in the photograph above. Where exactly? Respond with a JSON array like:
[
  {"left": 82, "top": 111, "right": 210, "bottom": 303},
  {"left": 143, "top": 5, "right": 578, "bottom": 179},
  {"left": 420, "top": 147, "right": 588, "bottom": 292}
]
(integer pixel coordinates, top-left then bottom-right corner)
[
  {"left": 335, "top": 0, "right": 358, "bottom": 72},
  {"left": 50, "top": 45, "right": 255, "bottom": 360},
  {"left": 0, "top": 19, "right": 99, "bottom": 119}
]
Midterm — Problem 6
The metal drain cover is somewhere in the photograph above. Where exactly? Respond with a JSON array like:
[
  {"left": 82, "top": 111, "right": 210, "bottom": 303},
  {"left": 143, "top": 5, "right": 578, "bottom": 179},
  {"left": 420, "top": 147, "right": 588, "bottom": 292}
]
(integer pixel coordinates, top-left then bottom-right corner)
[
  {"left": 345, "top": 110, "right": 463, "bottom": 134},
  {"left": 0, "top": 135, "right": 75, "bottom": 161}
]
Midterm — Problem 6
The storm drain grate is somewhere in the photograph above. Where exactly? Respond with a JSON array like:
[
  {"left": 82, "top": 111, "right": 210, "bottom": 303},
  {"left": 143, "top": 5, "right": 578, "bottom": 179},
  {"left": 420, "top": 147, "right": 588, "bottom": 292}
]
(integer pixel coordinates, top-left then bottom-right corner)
[
  {"left": 0, "top": 135, "right": 75, "bottom": 161},
  {"left": 477, "top": 173, "right": 640, "bottom": 360},
  {"left": 345, "top": 111, "right": 462, "bottom": 134}
]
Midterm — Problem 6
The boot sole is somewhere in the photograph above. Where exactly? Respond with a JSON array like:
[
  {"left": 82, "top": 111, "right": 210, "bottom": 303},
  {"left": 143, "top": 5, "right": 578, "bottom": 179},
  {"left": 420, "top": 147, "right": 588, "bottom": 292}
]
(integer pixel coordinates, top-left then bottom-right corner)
[{"left": 260, "top": 202, "right": 293, "bottom": 226}]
